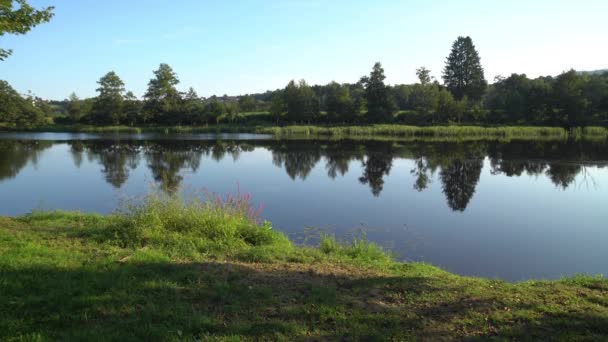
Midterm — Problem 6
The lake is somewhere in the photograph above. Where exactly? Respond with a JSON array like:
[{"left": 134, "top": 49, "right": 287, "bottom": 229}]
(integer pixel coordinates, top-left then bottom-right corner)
[{"left": 1, "top": 132, "right": 607, "bottom": 281}]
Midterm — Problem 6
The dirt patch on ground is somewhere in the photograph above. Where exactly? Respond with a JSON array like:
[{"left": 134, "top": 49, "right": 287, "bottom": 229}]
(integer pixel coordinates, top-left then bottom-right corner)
[
  {"left": 199, "top": 260, "right": 391, "bottom": 288},
  {"left": 0, "top": 217, "right": 28, "bottom": 233}
]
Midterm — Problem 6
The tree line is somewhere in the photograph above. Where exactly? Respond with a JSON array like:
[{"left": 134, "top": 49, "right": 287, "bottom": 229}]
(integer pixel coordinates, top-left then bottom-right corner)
[{"left": 1, "top": 36, "right": 608, "bottom": 128}]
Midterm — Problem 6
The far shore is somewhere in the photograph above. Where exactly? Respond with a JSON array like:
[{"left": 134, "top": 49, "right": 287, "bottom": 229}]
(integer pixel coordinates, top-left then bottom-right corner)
[{"left": 2, "top": 123, "right": 608, "bottom": 141}]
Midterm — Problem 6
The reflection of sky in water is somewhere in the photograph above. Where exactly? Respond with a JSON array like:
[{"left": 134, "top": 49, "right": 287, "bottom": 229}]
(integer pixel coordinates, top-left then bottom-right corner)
[{"left": 0, "top": 135, "right": 607, "bottom": 281}]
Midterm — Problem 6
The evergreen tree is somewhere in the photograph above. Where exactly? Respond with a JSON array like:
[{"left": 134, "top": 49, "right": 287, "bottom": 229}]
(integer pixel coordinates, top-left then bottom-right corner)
[
  {"left": 360, "top": 62, "right": 397, "bottom": 122},
  {"left": 143, "top": 63, "right": 182, "bottom": 124},
  {"left": 442, "top": 36, "right": 487, "bottom": 101}
]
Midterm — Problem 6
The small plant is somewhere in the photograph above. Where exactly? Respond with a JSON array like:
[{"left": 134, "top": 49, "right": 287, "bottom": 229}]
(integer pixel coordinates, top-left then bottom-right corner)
[
  {"left": 212, "top": 184, "right": 263, "bottom": 225},
  {"left": 319, "top": 234, "right": 393, "bottom": 264}
]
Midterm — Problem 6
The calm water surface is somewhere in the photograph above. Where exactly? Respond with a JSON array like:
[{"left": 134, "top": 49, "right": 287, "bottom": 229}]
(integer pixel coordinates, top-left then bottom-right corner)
[{"left": 1, "top": 132, "right": 607, "bottom": 281}]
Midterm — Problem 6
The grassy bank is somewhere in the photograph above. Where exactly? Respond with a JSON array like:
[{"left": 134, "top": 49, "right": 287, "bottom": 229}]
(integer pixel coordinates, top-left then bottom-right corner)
[
  {"left": 258, "top": 125, "right": 572, "bottom": 139},
  {"left": 1, "top": 192, "right": 607, "bottom": 340},
  {"left": 6, "top": 123, "right": 608, "bottom": 141}
]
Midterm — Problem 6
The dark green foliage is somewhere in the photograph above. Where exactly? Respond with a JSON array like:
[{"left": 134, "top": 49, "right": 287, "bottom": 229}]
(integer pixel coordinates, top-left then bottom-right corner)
[
  {"left": 181, "top": 87, "right": 204, "bottom": 124},
  {"left": 553, "top": 69, "right": 590, "bottom": 126},
  {"left": 0, "top": 0, "right": 54, "bottom": 60},
  {"left": 204, "top": 96, "right": 225, "bottom": 124},
  {"left": 0, "top": 79, "right": 23, "bottom": 124},
  {"left": 442, "top": 36, "right": 487, "bottom": 101},
  {"left": 284, "top": 80, "right": 320, "bottom": 123},
  {"left": 360, "top": 62, "right": 398, "bottom": 122},
  {"left": 122, "top": 91, "right": 141, "bottom": 126},
  {"left": 392, "top": 84, "right": 413, "bottom": 110},
  {"left": 66, "top": 92, "right": 82, "bottom": 122},
  {"left": 224, "top": 102, "right": 240, "bottom": 123},
  {"left": 0, "top": 79, "right": 46, "bottom": 127},
  {"left": 485, "top": 71, "right": 608, "bottom": 126},
  {"left": 238, "top": 95, "right": 257, "bottom": 112},
  {"left": 269, "top": 91, "right": 286, "bottom": 124},
  {"left": 325, "top": 81, "right": 355, "bottom": 123},
  {"left": 410, "top": 67, "right": 439, "bottom": 117},
  {"left": 486, "top": 74, "right": 532, "bottom": 123}
]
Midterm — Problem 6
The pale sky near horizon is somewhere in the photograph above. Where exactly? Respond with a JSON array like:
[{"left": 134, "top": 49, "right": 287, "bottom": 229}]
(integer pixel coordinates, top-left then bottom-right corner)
[{"left": 1, "top": 0, "right": 606, "bottom": 100}]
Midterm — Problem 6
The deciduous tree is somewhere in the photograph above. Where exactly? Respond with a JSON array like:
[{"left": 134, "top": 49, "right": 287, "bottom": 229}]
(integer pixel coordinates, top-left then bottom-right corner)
[
  {"left": 0, "top": 0, "right": 54, "bottom": 60},
  {"left": 325, "top": 81, "right": 354, "bottom": 123}
]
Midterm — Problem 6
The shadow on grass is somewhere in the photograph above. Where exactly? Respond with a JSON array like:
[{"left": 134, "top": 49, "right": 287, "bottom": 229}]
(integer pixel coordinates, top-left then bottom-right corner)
[{"left": 1, "top": 261, "right": 607, "bottom": 341}]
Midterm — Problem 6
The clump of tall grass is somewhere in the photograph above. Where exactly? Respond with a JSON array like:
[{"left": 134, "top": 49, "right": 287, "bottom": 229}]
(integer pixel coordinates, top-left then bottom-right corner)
[
  {"left": 319, "top": 234, "right": 393, "bottom": 265},
  {"left": 106, "top": 187, "right": 291, "bottom": 260},
  {"left": 582, "top": 126, "right": 608, "bottom": 137}
]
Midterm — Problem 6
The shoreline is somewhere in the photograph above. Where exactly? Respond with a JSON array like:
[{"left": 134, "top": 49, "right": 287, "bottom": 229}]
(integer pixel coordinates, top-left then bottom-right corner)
[{"left": 2, "top": 124, "right": 608, "bottom": 141}]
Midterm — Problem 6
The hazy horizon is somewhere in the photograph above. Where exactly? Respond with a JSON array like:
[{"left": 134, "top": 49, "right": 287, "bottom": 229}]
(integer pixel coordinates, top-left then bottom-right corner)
[{"left": 1, "top": 0, "right": 606, "bottom": 100}]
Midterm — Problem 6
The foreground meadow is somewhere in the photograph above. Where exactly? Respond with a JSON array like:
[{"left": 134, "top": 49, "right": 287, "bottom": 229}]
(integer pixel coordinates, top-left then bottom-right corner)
[{"left": 1, "top": 192, "right": 607, "bottom": 341}]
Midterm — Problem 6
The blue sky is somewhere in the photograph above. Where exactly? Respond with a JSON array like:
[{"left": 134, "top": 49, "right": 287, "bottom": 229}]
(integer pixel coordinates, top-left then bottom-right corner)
[{"left": 1, "top": 0, "right": 607, "bottom": 99}]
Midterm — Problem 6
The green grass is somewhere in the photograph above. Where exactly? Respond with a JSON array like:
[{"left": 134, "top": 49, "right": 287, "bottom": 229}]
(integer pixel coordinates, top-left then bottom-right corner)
[
  {"left": 1, "top": 192, "right": 607, "bottom": 340},
  {"left": 11, "top": 121, "right": 608, "bottom": 141},
  {"left": 258, "top": 124, "right": 570, "bottom": 139}
]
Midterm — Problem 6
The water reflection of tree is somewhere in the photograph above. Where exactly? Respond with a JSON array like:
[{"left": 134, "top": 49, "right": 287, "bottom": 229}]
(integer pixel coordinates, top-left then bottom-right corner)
[
  {"left": 359, "top": 143, "right": 394, "bottom": 196},
  {"left": 546, "top": 163, "right": 581, "bottom": 190},
  {"left": 211, "top": 140, "right": 254, "bottom": 162},
  {"left": 410, "top": 150, "right": 439, "bottom": 192},
  {"left": 410, "top": 142, "right": 485, "bottom": 211},
  {"left": 0, "top": 140, "right": 52, "bottom": 181},
  {"left": 69, "top": 141, "right": 85, "bottom": 168},
  {"left": 271, "top": 142, "right": 322, "bottom": 180},
  {"left": 144, "top": 142, "right": 204, "bottom": 193},
  {"left": 72, "top": 140, "right": 208, "bottom": 192},
  {"left": 324, "top": 141, "right": 364, "bottom": 179},
  {"left": 486, "top": 140, "right": 608, "bottom": 189},
  {"left": 72, "top": 141, "right": 140, "bottom": 188},
  {"left": 54, "top": 138, "right": 608, "bottom": 207},
  {"left": 440, "top": 157, "right": 483, "bottom": 211}
]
